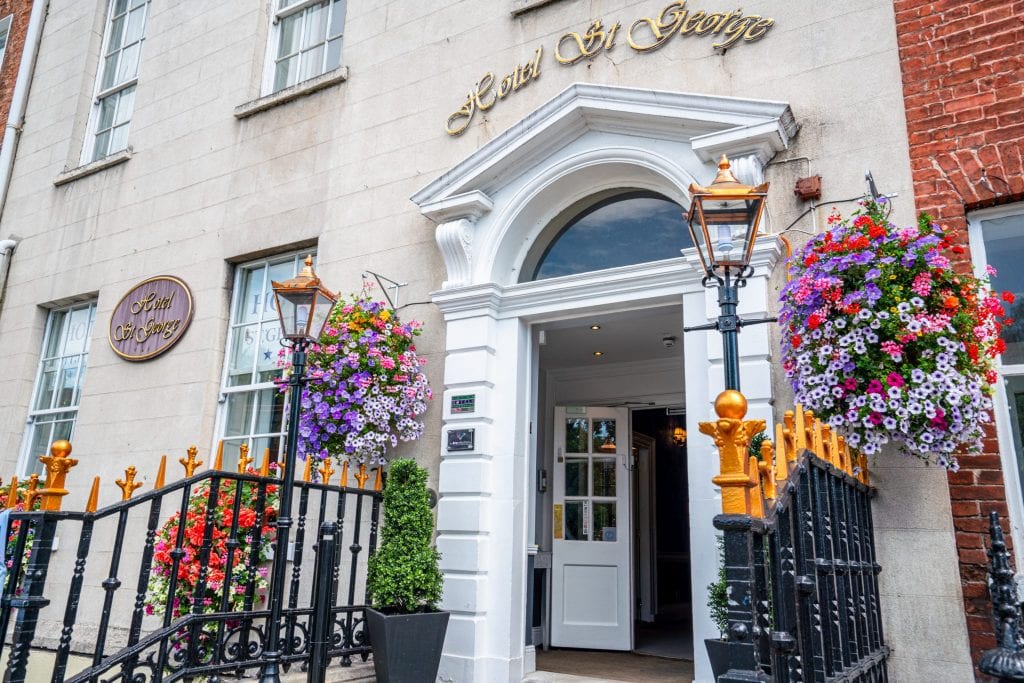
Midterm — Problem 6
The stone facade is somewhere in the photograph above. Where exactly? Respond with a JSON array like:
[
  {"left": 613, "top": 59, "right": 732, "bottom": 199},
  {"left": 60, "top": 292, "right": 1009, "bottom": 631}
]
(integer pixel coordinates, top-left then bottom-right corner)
[
  {"left": 894, "top": 0, "right": 1024, "bottom": 673},
  {"left": 0, "top": 1, "right": 983, "bottom": 680}
]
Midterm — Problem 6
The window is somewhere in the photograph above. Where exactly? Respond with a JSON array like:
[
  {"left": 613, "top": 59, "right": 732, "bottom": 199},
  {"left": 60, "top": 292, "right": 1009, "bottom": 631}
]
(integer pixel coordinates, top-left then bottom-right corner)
[
  {"left": 268, "top": 0, "right": 346, "bottom": 93},
  {"left": 20, "top": 302, "right": 97, "bottom": 475},
  {"left": 528, "top": 191, "right": 693, "bottom": 281},
  {"left": 217, "top": 252, "right": 314, "bottom": 470},
  {"left": 84, "top": 0, "right": 151, "bottom": 163},
  {"left": 970, "top": 205, "right": 1024, "bottom": 526},
  {"left": 0, "top": 15, "right": 13, "bottom": 69}
]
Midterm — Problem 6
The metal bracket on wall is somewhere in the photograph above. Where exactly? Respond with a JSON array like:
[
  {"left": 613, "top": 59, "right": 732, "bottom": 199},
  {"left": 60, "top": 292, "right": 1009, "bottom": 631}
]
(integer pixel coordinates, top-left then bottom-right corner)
[{"left": 361, "top": 271, "right": 408, "bottom": 310}]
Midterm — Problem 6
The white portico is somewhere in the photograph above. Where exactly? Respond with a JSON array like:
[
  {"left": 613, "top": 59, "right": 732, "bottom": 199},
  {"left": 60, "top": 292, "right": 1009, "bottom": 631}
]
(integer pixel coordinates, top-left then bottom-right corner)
[{"left": 411, "top": 83, "right": 797, "bottom": 682}]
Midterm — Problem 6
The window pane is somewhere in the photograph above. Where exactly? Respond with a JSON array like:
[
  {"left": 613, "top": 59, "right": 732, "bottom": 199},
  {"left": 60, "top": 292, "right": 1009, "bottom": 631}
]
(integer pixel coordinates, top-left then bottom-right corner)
[
  {"left": 98, "top": 96, "right": 116, "bottom": 131},
  {"left": 43, "top": 310, "right": 67, "bottom": 358},
  {"left": 564, "top": 458, "right": 587, "bottom": 497},
  {"left": 116, "top": 42, "right": 140, "bottom": 82},
  {"left": 329, "top": 0, "right": 345, "bottom": 37},
  {"left": 302, "top": 3, "right": 328, "bottom": 49},
  {"left": 33, "top": 359, "right": 59, "bottom": 411},
  {"left": 101, "top": 54, "right": 119, "bottom": 90},
  {"left": 325, "top": 37, "right": 342, "bottom": 71},
  {"left": 56, "top": 357, "right": 82, "bottom": 408},
  {"left": 62, "top": 306, "right": 92, "bottom": 356},
  {"left": 564, "top": 501, "right": 584, "bottom": 541},
  {"left": 252, "top": 436, "right": 282, "bottom": 466},
  {"left": 277, "top": 13, "right": 301, "bottom": 57},
  {"left": 114, "top": 86, "right": 135, "bottom": 125},
  {"left": 109, "top": 123, "right": 129, "bottom": 154},
  {"left": 981, "top": 213, "right": 1024, "bottom": 364},
  {"left": 227, "top": 325, "right": 258, "bottom": 386},
  {"left": 264, "top": 259, "right": 297, "bottom": 321},
  {"left": 565, "top": 417, "right": 587, "bottom": 453},
  {"left": 299, "top": 45, "right": 324, "bottom": 82},
  {"left": 224, "top": 391, "right": 256, "bottom": 437},
  {"left": 592, "top": 418, "right": 616, "bottom": 453},
  {"left": 107, "top": 15, "right": 125, "bottom": 52},
  {"left": 235, "top": 264, "right": 267, "bottom": 325},
  {"left": 253, "top": 387, "right": 286, "bottom": 435},
  {"left": 592, "top": 458, "right": 616, "bottom": 497},
  {"left": 256, "top": 324, "right": 284, "bottom": 382},
  {"left": 124, "top": 6, "right": 146, "bottom": 45},
  {"left": 274, "top": 56, "right": 298, "bottom": 91},
  {"left": 592, "top": 502, "right": 617, "bottom": 542},
  {"left": 533, "top": 193, "right": 691, "bottom": 281},
  {"left": 114, "top": 0, "right": 128, "bottom": 15}
]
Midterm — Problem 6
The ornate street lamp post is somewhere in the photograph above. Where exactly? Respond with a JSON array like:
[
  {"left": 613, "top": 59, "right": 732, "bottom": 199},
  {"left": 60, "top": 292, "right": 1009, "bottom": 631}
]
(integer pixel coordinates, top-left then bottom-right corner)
[
  {"left": 685, "top": 155, "right": 770, "bottom": 391},
  {"left": 260, "top": 255, "right": 337, "bottom": 683}
]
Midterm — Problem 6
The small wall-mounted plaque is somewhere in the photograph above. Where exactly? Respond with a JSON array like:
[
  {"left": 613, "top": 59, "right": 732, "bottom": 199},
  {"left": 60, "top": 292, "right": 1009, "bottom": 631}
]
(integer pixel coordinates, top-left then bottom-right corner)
[
  {"left": 447, "top": 428, "right": 475, "bottom": 452},
  {"left": 451, "top": 394, "right": 476, "bottom": 414},
  {"left": 108, "top": 275, "right": 194, "bottom": 361}
]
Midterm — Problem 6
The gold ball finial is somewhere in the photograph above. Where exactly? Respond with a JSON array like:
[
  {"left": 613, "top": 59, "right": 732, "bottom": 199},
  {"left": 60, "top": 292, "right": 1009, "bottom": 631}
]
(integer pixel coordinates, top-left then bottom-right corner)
[
  {"left": 714, "top": 390, "right": 748, "bottom": 420},
  {"left": 50, "top": 440, "right": 73, "bottom": 458}
]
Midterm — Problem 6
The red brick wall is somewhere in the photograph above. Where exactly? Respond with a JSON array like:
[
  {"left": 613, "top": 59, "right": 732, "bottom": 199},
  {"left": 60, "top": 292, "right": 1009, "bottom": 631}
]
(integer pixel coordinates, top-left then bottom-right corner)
[
  {"left": 0, "top": 1, "right": 33, "bottom": 138},
  {"left": 895, "top": 0, "right": 1024, "bottom": 673}
]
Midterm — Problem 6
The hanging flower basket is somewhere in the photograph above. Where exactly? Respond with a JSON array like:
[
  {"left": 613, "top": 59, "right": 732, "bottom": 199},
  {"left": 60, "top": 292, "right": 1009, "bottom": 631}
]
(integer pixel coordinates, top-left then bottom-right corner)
[
  {"left": 289, "top": 290, "right": 432, "bottom": 466},
  {"left": 779, "top": 201, "right": 1012, "bottom": 469}
]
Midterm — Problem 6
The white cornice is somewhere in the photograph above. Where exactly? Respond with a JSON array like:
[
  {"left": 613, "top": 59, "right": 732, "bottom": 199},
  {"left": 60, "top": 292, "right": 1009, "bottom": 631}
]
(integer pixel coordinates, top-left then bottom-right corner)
[
  {"left": 411, "top": 83, "right": 797, "bottom": 219},
  {"left": 420, "top": 191, "right": 494, "bottom": 223}
]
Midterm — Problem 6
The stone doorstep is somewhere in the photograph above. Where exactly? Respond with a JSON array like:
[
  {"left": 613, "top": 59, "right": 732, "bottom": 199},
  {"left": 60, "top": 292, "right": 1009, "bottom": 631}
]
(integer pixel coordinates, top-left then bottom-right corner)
[
  {"left": 524, "top": 673, "right": 630, "bottom": 683},
  {"left": 280, "top": 660, "right": 376, "bottom": 682}
]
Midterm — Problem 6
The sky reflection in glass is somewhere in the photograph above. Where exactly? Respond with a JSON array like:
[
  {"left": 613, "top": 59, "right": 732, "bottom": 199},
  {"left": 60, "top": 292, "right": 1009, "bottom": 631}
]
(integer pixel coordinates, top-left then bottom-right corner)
[{"left": 533, "top": 193, "right": 692, "bottom": 281}]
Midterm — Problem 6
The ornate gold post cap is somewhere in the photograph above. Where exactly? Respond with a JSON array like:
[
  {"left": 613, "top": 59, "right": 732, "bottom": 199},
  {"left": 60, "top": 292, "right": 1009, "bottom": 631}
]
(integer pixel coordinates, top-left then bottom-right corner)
[
  {"left": 714, "top": 390, "right": 748, "bottom": 420},
  {"left": 49, "top": 440, "right": 73, "bottom": 458}
]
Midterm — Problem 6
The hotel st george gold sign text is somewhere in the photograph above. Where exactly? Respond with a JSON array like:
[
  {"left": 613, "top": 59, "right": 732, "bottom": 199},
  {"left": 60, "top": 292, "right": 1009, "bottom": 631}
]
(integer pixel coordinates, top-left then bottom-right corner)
[
  {"left": 108, "top": 275, "right": 194, "bottom": 361},
  {"left": 446, "top": 0, "right": 776, "bottom": 135}
]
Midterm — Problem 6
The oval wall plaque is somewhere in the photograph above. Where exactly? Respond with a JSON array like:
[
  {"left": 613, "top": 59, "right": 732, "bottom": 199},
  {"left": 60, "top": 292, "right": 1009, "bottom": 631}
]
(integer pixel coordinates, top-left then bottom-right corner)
[{"left": 108, "top": 275, "right": 194, "bottom": 361}]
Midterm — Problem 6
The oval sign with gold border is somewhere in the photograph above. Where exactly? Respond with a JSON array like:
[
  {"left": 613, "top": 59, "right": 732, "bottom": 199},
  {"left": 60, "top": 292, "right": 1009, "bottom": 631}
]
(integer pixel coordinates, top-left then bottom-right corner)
[{"left": 108, "top": 276, "right": 194, "bottom": 361}]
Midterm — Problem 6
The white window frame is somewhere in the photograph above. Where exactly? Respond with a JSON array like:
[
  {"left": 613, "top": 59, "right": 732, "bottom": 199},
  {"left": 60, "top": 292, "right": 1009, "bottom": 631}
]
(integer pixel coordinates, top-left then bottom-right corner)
[
  {"left": 969, "top": 202, "right": 1024, "bottom": 567},
  {"left": 81, "top": 0, "right": 151, "bottom": 165},
  {"left": 18, "top": 301, "right": 97, "bottom": 476},
  {"left": 0, "top": 15, "right": 14, "bottom": 70},
  {"left": 212, "top": 250, "right": 316, "bottom": 469},
  {"left": 261, "top": 0, "right": 346, "bottom": 96}
]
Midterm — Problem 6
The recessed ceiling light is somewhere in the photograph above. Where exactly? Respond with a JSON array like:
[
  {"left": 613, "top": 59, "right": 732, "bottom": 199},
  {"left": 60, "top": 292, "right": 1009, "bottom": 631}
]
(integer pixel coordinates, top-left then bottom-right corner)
[
  {"left": 590, "top": 324, "right": 601, "bottom": 331},
  {"left": 593, "top": 351, "right": 604, "bottom": 357}
]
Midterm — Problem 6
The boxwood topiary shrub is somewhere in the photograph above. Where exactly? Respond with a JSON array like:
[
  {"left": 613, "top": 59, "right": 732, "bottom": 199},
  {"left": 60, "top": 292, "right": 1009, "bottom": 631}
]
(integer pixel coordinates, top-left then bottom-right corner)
[{"left": 367, "top": 458, "right": 443, "bottom": 613}]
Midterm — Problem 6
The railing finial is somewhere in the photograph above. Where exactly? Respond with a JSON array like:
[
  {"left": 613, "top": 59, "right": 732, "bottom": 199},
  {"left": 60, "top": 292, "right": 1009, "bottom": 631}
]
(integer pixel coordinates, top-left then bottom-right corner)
[
  {"left": 355, "top": 463, "right": 370, "bottom": 489},
  {"left": 340, "top": 460, "right": 350, "bottom": 487},
  {"left": 86, "top": 476, "right": 100, "bottom": 513},
  {"left": 213, "top": 440, "right": 225, "bottom": 471},
  {"left": 700, "top": 390, "right": 766, "bottom": 515},
  {"left": 319, "top": 458, "right": 336, "bottom": 485},
  {"left": 179, "top": 446, "right": 203, "bottom": 477},
  {"left": 23, "top": 473, "right": 41, "bottom": 509},
  {"left": 116, "top": 466, "right": 143, "bottom": 501},
  {"left": 38, "top": 440, "right": 78, "bottom": 511},
  {"left": 237, "top": 443, "right": 253, "bottom": 473},
  {"left": 155, "top": 454, "right": 167, "bottom": 489}
]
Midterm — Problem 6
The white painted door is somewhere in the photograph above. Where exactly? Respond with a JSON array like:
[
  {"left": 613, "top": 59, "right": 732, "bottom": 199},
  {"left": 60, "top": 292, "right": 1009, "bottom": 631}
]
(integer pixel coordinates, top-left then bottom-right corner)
[{"left": 551, "top": 406, "right": 632, "bottom": 650}]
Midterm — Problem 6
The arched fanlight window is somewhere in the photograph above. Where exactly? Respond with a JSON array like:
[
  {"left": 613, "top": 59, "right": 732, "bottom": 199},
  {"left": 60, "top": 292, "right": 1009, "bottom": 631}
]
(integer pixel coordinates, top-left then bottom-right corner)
[{"left": 527, "top": 191, "right": 692, "bottom": 282}]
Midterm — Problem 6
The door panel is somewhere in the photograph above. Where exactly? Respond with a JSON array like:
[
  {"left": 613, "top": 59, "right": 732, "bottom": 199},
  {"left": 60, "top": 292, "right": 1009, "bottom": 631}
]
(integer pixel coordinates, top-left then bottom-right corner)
[{"left": 551, "top": 406, "right": 631, "bottom": 650}]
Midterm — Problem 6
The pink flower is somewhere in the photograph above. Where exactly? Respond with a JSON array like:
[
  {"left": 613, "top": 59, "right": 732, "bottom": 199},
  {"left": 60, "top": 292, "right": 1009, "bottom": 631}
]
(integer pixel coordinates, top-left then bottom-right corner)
[
  {"left": 880, "top": 341, "right": 903, "bottom": 359},
  {"left": 911, "top": 272, "right": 932, "bottom": 296},
  {"left": 867, "top": 380, "right": 884, "bottom": 394},
  {"left": 886, "top": 373, "right": 905, "bottom": 388},
  {"left": 843, "top": 378, "right": 857, "bottom": 391}
]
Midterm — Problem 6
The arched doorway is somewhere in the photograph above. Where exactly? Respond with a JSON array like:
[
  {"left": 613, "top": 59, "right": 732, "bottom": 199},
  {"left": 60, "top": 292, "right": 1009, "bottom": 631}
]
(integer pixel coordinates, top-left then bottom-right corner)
[{"left": 413, "top": 83, "right": 795, "bottom": 682}]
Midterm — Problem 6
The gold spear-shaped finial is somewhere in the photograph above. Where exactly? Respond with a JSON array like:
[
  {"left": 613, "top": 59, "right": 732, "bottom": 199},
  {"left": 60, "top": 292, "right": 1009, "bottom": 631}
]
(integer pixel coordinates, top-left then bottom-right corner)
[
  {"left": 4, "top": 476, "right": 18, "bottom": 510},
  {"left": 340, "top": 460, "right": 350, "bottom": 487},
  {"left": 302, "top": 457, "right": 313, "bottom": 482},
  {"left": 213, "top": 440, "right": 225, "bottom": 471},
  {"left": 116, "top": 466, "right": 144, "bottom": 501},
  {"left": 260, "top": 448, "right": 272, "bottom": 477},
  {"left": 23, "top": 473, "right": 41, "bottom": 509},
  {"left": 180, "top": 446, "right": 203, "bottom": 477},
  {"left": 38, "top": 440, "right": 78, "bottom": 511},
  {"left": 155, "top": 455, "right": 167, "bottom": 489},
  {"left": 373, "top": 466, "right": 383, "bottom": 492},
  {"left": 86, "top": 476, "right": 101, "bottom": 513}
]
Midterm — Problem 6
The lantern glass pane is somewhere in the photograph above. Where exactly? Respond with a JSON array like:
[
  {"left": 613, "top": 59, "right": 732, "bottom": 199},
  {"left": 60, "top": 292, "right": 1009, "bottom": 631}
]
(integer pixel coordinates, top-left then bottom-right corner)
[
  {"left": 309, "top": 290, "right": 335, "bottom": 340},
  {"left": 274, "top": 289, "right": 313, "bottom": 339},
  {"left": 692, "top": 196, "right": 764, "bottom": 268}
]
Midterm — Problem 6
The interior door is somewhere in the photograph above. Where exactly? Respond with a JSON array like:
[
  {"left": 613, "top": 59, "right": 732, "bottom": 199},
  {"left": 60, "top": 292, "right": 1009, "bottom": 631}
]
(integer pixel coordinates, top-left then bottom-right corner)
[
  {"left": 633, "top": 432, "right": 657, "bottom": 624},
  {"left": 551, "top": 406, "right": 632, "bottom": 650}
]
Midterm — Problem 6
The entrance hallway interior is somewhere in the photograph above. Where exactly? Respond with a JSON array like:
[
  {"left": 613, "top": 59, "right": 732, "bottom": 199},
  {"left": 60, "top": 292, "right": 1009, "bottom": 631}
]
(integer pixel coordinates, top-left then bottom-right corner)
[{"left": 531, "top": 305, "right": 694, "bottom": 680}]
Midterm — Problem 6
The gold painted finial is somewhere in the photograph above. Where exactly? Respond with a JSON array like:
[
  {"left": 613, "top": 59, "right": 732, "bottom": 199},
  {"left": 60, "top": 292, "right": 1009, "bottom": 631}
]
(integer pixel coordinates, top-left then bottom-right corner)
[
  {"left": 303, "top": 457, "right": 313, "bottom": 482},
  {"left": 116, "top": 466, "right": 143, "bottom": 501},
  {"left": 4, "top": 476, "right": 18, "bottom": 510},
  {"left": 213, "top": 441, "right": 225, "bottom": 471},
  {"left": 180, "top": 446, "right": 203, "bottom": 477},
  {"left": 38, "top": 440, "right": 79, "bottom": 511},
  {"left": 260, "top": 448, "right": 272, "bottom": 477},
  {"left": 340, "top": 460, "right": 350, "bottom": 487},
  {"left": 319, "top": 458, "right": 335, "bottom": 484},
  {"left": 374, "top": 466, "right": 383, "bottom": 492},
  {"left": 355, "top": 463, "right": 370, "bottom": 489},
  {"left": 23, "top": 474, "right": 41, "bottom": 509},
  {"left": 86, "top": 476, "right": 100, "bottom": 513},
  {"left": 699, "top": 390, "right": 767, "bottom": 515},
  {"left": 237, "top": 443, "right": 253, "bottom": 473},
  {"left": 155, "top": 455, "right": 167, "bottom": 489}
]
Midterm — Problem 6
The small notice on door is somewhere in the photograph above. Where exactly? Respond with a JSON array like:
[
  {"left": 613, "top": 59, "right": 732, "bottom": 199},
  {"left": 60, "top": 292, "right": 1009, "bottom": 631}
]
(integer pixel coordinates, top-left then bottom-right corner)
[{"left": 553, "top": 504, "right": 563, "bottom": 539}]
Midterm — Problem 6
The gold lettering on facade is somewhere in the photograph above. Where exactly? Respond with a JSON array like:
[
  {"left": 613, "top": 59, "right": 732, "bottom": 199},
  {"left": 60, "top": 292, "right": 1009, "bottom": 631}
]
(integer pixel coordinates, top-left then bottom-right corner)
[
  {"left": 446, "top": 46, "right": 543, "bottom": 136},
  {"left": 447, "top": 1, "right": 776, "bottom": 135},
  {"left": 555, "top": 19, "right": 621, "bottom": 65}
]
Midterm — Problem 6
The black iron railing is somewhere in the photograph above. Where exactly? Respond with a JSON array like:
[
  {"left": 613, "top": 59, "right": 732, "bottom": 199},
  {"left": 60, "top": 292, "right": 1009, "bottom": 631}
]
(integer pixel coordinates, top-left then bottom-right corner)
[
  {"left": 0, "top": 460, "right": 380, "bottom": 683},
  {"left": 980, "top": 511, "right": 1024, "bottom": 681},
  {"left": 709, "top": 408, "right": 889, "bottom": 682}
]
